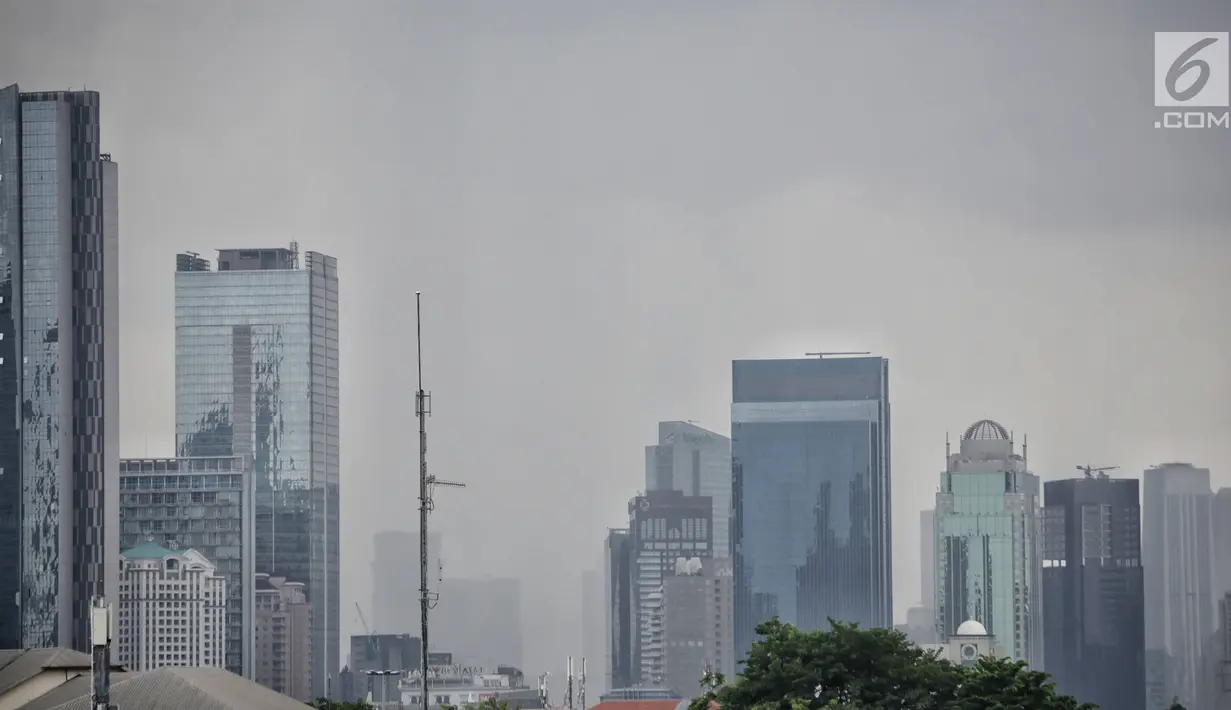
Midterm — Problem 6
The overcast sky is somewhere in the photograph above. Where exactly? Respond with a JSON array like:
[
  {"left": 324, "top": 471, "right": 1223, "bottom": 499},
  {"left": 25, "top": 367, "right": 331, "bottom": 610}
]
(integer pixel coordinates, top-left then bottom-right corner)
[{"left": 2, "top": 0, "right": 1230, "bottom": 682}]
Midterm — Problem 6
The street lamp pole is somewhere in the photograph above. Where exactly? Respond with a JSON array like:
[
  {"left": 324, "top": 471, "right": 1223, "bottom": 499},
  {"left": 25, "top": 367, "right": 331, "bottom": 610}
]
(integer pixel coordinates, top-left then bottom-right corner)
[{"left": 366, "top": 670, "right": 399, "bottom": 709}]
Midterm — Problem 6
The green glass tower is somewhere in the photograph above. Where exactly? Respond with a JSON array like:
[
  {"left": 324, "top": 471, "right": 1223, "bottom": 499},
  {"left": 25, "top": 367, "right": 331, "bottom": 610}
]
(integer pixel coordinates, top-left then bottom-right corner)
[{"left": 935, "top": 419, "right": 1042, "bottom": 667}]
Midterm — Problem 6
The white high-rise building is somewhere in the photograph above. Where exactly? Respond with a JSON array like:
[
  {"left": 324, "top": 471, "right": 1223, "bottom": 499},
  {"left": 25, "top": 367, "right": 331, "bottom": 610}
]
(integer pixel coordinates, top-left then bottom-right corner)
[
  {"left": 117, "top": 540, "right": 227, "bottom": 671},
  {"left": 935, "top": 419, "right": 1043, "bottom": 667},
  {"left": 1143, "top": 462, "right": 1214, "bottom": 710}
]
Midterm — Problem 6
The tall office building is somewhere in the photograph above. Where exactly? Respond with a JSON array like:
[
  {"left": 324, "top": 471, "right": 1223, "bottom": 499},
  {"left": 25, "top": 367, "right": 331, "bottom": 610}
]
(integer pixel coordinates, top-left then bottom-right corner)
[
  {"left": 119, "top": 456, "right": 255, "bottom": 677},
  {"left": 581, "top": 568, "right": 605, "bottom": 693},
  {"left": 645, "top": 421, "right": 732, "bottom": 557},
  {"left": 921, "top": 509, "right": 935, "bottom": 609},
  {"left": 628, "top": 489, "right": 713, "bottom": 686},
  {"left": 0, "top": 85, "right": 119, "bottom": 651},
  {"left": 1041, "top": 475, "right": 1144, "bottom": 710},
  {"left": 433, "top": 577, "right": 523, "bottom": 668},
  {"left": 1143, "top": 463, "right": 1214, "bottom": 710},
  {"left": 371, "top": 530, "right": 441, "bottom": 635},
  {"left": 175, "top": 246, "right": 339, "bottom": 696},
  {"left": 1214, "top": 489, "right": 1231, "bottom": 600},
  {"left": 731, "top": 355, "right": 891, "bottom": 661},
  {"left": 605, "top": 529, "right": 634, "bottom": 692},
  {"left": 935, "top": 420, "right": 1042, "bottom": 667},
  {"left": 661, "top": 556, "right": 734, "bottom": 696}
]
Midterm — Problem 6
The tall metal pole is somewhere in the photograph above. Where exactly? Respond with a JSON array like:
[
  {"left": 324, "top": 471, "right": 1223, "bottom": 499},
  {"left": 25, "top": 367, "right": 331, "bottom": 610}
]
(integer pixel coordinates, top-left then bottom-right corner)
[
  {"left": 416, "top": 291, "right": 431, "bottom": 709},
  {"left": 414, "top": 292, "right": 466, "bottom": 710}
]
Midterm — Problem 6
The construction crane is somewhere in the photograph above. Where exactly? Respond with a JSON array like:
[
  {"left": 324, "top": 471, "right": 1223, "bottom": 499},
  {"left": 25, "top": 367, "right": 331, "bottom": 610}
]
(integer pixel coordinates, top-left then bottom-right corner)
[
  {"left": 1076, "top": 464, "right": 1119, "bottom": 480},
  {"left": 355, "top": 602, "right": 379, "bottom": 661}
]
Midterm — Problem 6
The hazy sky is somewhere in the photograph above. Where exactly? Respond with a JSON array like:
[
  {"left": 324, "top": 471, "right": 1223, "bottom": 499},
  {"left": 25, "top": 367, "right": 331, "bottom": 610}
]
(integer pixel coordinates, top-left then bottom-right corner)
[{"left": 3, "top": 0, "right": 1230, "bottom": 681}]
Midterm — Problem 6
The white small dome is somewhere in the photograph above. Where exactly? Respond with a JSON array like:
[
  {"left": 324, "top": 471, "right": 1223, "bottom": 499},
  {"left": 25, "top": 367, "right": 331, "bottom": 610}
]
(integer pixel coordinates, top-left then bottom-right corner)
[{"left": 955, "top": 619, "right": 988, "bottom": 636}]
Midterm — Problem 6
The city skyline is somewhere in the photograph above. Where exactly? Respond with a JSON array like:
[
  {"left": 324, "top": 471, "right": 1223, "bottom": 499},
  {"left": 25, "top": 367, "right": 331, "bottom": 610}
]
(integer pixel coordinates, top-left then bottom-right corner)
[{"left": 2, "top": 1, "right": 1230, "bottom": 701}]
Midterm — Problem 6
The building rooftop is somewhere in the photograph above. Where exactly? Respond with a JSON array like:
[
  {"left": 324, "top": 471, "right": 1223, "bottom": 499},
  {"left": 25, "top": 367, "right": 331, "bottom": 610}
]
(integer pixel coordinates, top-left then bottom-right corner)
[
  {"left": 0, "top": 649, "right": 98, "bottom": 697},
  {"left": 13, "top": 665, "right": 312, "bottom": 710},
  {"left": 954, "top": 619, "right": 989, "bottom": 637},
  {"left": 962, "top": 419, "right": 1010, "bottom": 441},
  {"left": 121, "top": 541, "right": 178, "bottom": 559}
]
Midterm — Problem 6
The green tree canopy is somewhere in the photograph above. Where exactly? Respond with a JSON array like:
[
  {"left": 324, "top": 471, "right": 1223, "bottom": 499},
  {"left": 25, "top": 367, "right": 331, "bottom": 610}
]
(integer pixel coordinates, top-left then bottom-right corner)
[{"left": 689, "top": 617, "right": 1097, "bottom": 710}]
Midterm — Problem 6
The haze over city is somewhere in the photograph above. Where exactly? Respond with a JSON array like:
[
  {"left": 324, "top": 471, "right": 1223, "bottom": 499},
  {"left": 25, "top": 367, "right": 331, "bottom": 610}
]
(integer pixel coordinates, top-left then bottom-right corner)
[{"left": 1, "top": 0, "right": 1230, "bottom": 707}]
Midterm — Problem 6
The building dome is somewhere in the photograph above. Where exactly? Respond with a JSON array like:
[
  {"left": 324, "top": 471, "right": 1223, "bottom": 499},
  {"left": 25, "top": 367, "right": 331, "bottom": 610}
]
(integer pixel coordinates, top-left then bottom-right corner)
[
  {"left": 955, "top": 619, "right": 988, "bottom": 636},
  {"left": 962, "top": 419, "right": 1010, "bottom": 441}
]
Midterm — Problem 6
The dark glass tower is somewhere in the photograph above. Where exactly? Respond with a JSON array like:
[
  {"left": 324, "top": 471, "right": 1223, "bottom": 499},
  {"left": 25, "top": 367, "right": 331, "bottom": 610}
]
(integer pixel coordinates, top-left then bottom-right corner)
[
  {"left": 0, "top": 84, "right": 120, "bottom": 651},
  {"left": 1042, "top": 475, "right": 1144, "bottom": 710},
  {"left": 605, "top": 528, "right": 634, "bottom": 691},
  {"left": 731, "top": 356, "right": 891, "bottom": 662},
  {"left": 175, "top": 246, "right": 339, "bottom": 696}
]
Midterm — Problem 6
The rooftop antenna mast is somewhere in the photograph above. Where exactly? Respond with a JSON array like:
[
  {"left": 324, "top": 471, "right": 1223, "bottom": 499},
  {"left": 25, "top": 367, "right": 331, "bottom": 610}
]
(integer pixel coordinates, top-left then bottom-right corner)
[
  {"left": 537, "top": 672, "right": 550, "bottom": 708},
  {"left": 416, "top": 291, "right": 466, "bottom": 708},
  {"left": 578, "top": 657, "right": 587, "bottom": 710},
  {"left": 566, "top": 657, "right": 575, "bottom": 710}
]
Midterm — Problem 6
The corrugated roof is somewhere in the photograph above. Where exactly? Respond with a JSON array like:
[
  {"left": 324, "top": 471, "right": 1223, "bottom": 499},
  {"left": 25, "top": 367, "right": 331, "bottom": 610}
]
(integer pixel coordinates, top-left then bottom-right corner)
[
  {"left": 0, "top": 648, "right": 94, "bottom": 696},
  {"left": 17, "top": 666, "right": 312, "bottom": 710}
]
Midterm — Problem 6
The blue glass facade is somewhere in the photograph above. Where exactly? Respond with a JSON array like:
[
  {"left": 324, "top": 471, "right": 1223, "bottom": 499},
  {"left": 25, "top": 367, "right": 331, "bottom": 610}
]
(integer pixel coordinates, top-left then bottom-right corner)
[
  {"left": 175, "top": 248, "right": 339, "bottom": 696},
  {"left": 731, "top": 357, "right": 891, "bottom": 660},
  {"left": 0, "top": 85, "right": 118, "bottom": 650}
]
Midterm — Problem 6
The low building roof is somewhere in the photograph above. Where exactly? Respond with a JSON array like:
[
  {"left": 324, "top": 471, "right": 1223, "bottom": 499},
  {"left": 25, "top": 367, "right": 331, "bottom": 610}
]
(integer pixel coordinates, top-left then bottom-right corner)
[
  {"left": 16, "top": 665, "right": 312, "bottom": 710},
  {"left": 0, "top": 649, "right": 96, "bottom": 696}
]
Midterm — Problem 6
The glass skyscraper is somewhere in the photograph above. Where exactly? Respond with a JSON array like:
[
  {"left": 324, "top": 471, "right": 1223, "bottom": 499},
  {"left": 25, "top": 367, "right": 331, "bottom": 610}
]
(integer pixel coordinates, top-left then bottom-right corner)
[
  {"left": 175, "top": 246, "right": 339, "bottom": 696},
  {"left": 935, "top": 419, "right": 1043, "bottom": 667},
  {"left": 0, "top": 84, "right": 120, "bottom": 651},
  {"left": 731, "top": 356, "right": 891, "bottom": 661},
  {"left": 645, "top": 421, "right": 732, "bottom": 557}
]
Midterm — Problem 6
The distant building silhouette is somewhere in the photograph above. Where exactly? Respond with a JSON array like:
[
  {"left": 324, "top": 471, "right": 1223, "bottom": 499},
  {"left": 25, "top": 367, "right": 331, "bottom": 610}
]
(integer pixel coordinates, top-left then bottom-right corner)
[{"left": 1144, "top": 463, "right": 1214, "bottom": 710}]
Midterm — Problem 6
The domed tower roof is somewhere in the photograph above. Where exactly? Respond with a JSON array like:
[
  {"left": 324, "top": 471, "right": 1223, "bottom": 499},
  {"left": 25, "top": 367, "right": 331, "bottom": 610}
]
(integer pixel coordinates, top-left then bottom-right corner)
[
  {"left": 962, "top": 419, "right": 1010, "bottom": 441},
  {"left": 955, "top": 619, "right": 988, "bottom": 636}
]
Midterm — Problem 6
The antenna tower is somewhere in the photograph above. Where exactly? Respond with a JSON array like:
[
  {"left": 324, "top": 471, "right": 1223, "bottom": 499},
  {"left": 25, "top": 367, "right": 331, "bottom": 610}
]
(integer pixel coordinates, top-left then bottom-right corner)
[
  {"left": 416, "top": 291, "right": 466, "bottom": 707},
  {"left": 566, "top": 656, "right": 575, "bottom": 710},
  {"left": 578, "top": 657, "right": 587, "bottom": 710}
]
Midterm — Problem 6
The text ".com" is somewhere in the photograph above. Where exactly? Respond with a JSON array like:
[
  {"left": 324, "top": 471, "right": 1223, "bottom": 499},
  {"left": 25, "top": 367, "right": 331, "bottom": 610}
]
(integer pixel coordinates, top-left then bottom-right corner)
[{"left": 1154, "top": 32, "right": 1230, "bottom": 129}]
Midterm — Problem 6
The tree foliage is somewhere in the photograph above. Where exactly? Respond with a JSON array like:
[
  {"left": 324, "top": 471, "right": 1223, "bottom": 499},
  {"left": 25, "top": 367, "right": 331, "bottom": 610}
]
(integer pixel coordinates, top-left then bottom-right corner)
[{"left": 688, "top": 617, "right": 1097, "bottom": 710}]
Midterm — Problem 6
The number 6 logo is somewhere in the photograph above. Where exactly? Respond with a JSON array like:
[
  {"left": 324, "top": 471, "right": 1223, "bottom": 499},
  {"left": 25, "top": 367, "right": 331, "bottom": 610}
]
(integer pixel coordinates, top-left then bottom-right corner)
[{"left": 1155, "top": 32, "right": 1230, "bottom": 108}]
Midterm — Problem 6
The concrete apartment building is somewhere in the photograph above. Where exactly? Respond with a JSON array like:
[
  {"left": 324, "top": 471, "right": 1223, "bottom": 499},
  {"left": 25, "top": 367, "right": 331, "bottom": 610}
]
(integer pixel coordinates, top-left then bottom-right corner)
[
  {"left": 255, "top": 573, "right": 313, "bottom": 701},
  {"left": 661, "top": 556, "right": 734, "bottom": 697},
  {"left": 116, "top": 541, "right": 227, "bottom": 671}
]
